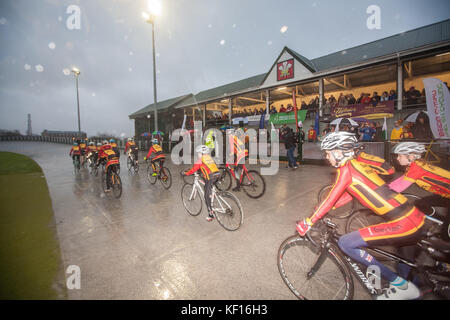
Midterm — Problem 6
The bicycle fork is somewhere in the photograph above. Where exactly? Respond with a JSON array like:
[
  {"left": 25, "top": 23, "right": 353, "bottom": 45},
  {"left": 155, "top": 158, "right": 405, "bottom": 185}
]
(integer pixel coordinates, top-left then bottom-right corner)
[{"left": 306, "top": 243, "right": 330, "bottom": 280}]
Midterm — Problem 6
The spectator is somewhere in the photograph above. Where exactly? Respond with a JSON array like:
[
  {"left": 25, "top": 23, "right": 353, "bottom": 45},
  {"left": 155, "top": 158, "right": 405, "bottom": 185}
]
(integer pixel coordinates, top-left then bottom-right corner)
[
  {"left": 357, "top": 93, "right": 364, "bottom": 104},
  {"left": 371, "top": 92, "right": 381, "bottom": 106},
  {"left": 374, "top": 121, "right": 383, "bottom": 141},
  {"left": 300, "top": 101, "right": 308, "bottom": 110},
  {"left": 307, "top": 125, "right": 317, "bottom": 142},
  {"left": 405, "top": 86, "right": 421, "bottom": 106},
  {"left": 401, "top": 123, "right": 414, "bottom": 139},
  {"left": 279, "top": 104, "right": 287, "bottom": 113},
  {"left": 284, "top": 127, "right": 298, "bottom": 169},
  {"left": 388, "top": 90, "right": 397, "bottom": 101},
  {"left": 390, "top": 120, "right": 403, "bottom": 141},
  {"left": 329, "top": 95, "right": 337, "bottom": 104},
  {"left": 347, "top": 94, "right": 356, "bottom": 105},
  {"left": 380, "top": 91, "right": 389, "bottom": 102},
  {"left": 411, "top": 112, "right": 433, "bottom": 140},
  {"left": 361, "top": 93, "right": 371, "bottom": 104},
  {"left": 359, "top": 122, "right": 375, "bottom": 142},
  {"left": 323, "top": 99, "right": 331, "bottom": 116},
  {"left": 269, "top": 105, "right": 277, "bottom": 114},
  {"left": 323, "top": 123, "right": 332, "bottom": 135},
  {"left": 338, "top": 93, "right": 347, "bottom": 105},
  {"left": 286, "top": 104, "right": 294, "bottom": 113}
]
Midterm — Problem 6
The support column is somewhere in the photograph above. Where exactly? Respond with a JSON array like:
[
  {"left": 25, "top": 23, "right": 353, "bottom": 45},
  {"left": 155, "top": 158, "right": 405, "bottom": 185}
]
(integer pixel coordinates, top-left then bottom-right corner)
[
  {"left": 319, "top": 78, "right": 324, "bottom": 117},
  {"left": 397, "top": 61, "right": 403, "bottom": 111},
  {"left": 265, "top": 90, "right": 270, "bottom": 115},
  {"left": 228, "top": 98, "right": 232, "bottom": 126},
  {"left": 202, "top": 104, "right": 206, "bottom": 128}
]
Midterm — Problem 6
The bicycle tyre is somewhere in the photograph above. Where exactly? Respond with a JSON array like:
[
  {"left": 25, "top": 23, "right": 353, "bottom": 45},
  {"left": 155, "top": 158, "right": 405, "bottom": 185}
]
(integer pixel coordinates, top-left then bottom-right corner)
[
  {"left": 133, "top": 160, "right": 139, "bottom": 173},
  {"left": 160, "top": 167, "right": 172, "bottom": 189},
  {"left": 111, "top": 172, "right": 122, "bottom": 198},
  {"left": 215, "top": 167, "right": 232, "bottom": 191},
  {"left": 241, "top": 169, "right": 266, "bottom": 199},
  {"left": 213, "top": 191, "right": 243, "bottom": 231},
  {"left": 277, "top": 235, "right": 354, "bottom": 300},
  {"left": 147, "top": 165, "right": 157, "bottom": 184},
  {"left": 127, "top": 157, "right": 132, "bottom": 170},
  {"left": 181, "top": 183, "right": 202, "bottom": 216},
  {"left": 317, "top": 185, "right": 355, "bottom": 219}
]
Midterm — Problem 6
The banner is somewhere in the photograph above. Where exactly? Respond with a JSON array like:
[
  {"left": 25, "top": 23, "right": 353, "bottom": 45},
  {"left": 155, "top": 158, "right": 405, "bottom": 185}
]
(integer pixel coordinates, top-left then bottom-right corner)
[
  {"left": 331, "top": 100, "right": 394, "bottom": 120},
  {"left": 423, "top": 78, "right": 450, "bottom": 139},
  {"left": 270, "top": 110, "right": 307, "bottom": 125}
]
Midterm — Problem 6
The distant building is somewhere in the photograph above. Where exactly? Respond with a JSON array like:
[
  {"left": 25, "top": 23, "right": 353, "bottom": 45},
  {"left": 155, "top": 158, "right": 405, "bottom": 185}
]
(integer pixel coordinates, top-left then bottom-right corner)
[
  {"left": 41, "top": 130, "right": 87, "bottom": 138},
  {"left": 0, "top": 129, "right": 22, "bottom": 136}
]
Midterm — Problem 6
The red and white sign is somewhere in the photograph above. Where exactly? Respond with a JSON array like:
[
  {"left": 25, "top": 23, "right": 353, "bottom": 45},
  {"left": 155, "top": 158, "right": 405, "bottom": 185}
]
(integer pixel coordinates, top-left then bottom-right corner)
[{"left": 277, "top": 59, "right": 294, "bottom": 81}]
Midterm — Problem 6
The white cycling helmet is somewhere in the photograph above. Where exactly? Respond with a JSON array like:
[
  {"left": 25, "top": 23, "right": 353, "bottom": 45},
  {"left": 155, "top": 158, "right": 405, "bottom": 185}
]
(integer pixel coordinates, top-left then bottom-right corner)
[
  {"left": 97, "top": 142, "right": 102, "bottom": 146},
  {"left": 152, "top": 138, "right": 159, "bottom": 144},
  {"left": 392, "top": 142, "right": 426, "bottom": 156},
  {"left": 195, "top": 145, "right": 210, "bottom": 154},
  {"left": 321, "top": 132, "right": 358, "bottom": 151},
  {"left": 128, "top": 137, "right": 132, "bottom": 141},
  {"left": 102, "top": 140, "right": 109, "bottom": 145}
]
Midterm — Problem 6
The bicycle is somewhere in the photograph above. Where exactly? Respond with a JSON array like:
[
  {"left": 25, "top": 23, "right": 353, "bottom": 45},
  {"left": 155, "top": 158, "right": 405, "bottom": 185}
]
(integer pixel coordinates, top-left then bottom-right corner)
[
  {"left": 101, "top": 164, "right": 122, "bottom": 198},
  {"left": 277, "top": 218, "right": 450, "bottom": 300},
  {"left": 72, "top": 156, "right": 81, "bottom": 174},
  {"left": 215, "top": 163, "right": 266, "bottom": 199},
  {"left": 146, "top": 160, "right": 172, "bottom": 189},
  {"left": 126, "top": 150, "right": 139, "bottom": 173},
  {"left": 181, "top": 172, "right": 244, "bottom": 231}
]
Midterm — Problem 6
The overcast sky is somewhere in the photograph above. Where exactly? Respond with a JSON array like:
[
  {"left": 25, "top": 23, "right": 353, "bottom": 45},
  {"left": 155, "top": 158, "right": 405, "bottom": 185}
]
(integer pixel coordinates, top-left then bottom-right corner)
[{"left": 0, "top": 0, "right": 449, "bottom": 137}]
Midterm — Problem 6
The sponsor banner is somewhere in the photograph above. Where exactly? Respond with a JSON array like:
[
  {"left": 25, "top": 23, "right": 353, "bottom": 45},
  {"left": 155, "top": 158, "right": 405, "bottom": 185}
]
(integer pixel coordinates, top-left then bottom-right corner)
[
  {"left": 423, "top": 78, "right": 450, "bottom": 139},
  {"left": 270, "top": 110, "right": 307, "bottom": 125},
  {"left": 231, "top": 114, "right": 269, "bottom": 126},
  {"left": 331, "top": 100, "right": 395, "bottom": 120}
]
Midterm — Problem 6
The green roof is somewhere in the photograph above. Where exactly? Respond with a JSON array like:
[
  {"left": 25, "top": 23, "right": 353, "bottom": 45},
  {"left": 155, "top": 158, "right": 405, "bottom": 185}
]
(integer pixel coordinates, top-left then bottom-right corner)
[{"left": 129, "top": 94, "right": 193, "bottom": 119}]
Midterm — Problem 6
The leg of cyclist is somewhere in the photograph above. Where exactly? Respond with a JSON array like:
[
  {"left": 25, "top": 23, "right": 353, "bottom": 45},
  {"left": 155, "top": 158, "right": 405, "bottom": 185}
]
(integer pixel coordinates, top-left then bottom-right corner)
[
  {"left": 105, "top": 164, "right": 112, "bottom": 192},
  {"left": 205, "top": 173, "right": 220, "bottom": 221},
  {"left": 232, "top": 154, "right": 245, "bottom": 192},
  {"left": 338, "top": 211, "right": 426, "bottom": 300}
]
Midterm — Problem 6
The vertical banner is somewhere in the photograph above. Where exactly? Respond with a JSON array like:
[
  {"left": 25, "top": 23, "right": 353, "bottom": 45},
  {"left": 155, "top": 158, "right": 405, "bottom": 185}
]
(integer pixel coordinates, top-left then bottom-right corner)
[
  {"left": 423, "top": 78, "right": 450, "bottom": 139},
  {"left": 292, "top": 90, "right": 298, "bottom": 132}
]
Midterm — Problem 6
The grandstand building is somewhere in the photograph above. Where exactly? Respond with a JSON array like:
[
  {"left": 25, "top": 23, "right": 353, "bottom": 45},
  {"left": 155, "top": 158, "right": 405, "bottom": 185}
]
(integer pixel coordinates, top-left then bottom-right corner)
[{"left": 129, "top": 19, "right": 450, "bottom": 137}]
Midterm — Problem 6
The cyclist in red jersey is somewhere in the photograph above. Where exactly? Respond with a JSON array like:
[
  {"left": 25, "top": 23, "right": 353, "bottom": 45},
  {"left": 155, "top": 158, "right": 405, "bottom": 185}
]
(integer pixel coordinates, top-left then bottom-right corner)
[
  {"left": 296, "top": 132, "right": 425, "bottom": 300},
  {"left": 144, "top": 139, "right": 165, "bottom": 176},
  {"left": 124, "top": 137, "right": 139, "bottom": 164},
  {"left": 182, "top": 145, "right": 221, "bottom": 222},
  {"left": 97, "top": 140, "right": 119, "bottom": 192},
  {"left": 228, "top": 129, "right": 248, "bottom": 192},
  {"left": 69, "top": 142, "right": 81, "bottom": 163}
]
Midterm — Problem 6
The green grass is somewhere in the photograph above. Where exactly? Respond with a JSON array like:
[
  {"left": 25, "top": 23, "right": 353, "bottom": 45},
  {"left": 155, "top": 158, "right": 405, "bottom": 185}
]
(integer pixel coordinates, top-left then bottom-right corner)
[{"left": 0, "top": 152, "right": 66, "bottom": 299}]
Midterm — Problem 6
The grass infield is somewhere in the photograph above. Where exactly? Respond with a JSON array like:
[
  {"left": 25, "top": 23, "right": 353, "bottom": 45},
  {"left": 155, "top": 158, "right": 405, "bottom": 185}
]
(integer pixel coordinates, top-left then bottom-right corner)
[{"left": 0, "top": 152, "right": 66, "bottom": 299}]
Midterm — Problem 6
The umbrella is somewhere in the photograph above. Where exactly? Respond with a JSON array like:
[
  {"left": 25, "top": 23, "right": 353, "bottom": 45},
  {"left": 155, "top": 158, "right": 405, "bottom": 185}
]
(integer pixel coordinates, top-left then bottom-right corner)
[
  {"left": 152, "top": 130, "right": 164, "bottom": 136},
  {"left": 404, "top": 110, "right": 428, "bottom": 123},
  {"left": 330, "top": 117, "right": 358, "bottom": 127},
  {"left": 140, "top": 132, "right": 151, "bottom": 137}
]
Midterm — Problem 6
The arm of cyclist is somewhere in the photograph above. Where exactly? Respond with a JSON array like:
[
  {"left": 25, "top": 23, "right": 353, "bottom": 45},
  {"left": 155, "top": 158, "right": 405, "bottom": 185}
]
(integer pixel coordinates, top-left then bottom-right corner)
[
  {"left": 144, "top": 146, "right": 154, "bottom": 161},
  {"left": 332, "top": 191, "right": 353, "bottom": 209},
  {"left": 184, "top": 159, "right": 202, "bottom": 176},
  {"left": 356, "top": 152, "right": 395, "bottom": 175},
  {"left": 297, "top": 166, "right": 351, "bottom": 236}
]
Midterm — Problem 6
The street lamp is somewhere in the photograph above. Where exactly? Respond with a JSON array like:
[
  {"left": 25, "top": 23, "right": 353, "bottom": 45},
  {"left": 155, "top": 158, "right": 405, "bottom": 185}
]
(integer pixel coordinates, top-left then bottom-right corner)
[
  {"left": 142, "top": 0, "right": 161, "bottom": 132},
  {"left": 71, "top": 67, "right": 81, "bottom": 134}
]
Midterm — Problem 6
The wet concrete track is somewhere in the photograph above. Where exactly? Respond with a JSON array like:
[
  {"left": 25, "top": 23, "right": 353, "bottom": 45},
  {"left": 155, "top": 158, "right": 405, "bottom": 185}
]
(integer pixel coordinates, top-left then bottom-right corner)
[{"left": 0, "top": 141, "right": 373, "bottom": 299}]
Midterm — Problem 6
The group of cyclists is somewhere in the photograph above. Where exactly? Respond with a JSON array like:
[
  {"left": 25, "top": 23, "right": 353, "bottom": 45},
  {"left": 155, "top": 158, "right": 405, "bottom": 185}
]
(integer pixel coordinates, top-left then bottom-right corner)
[
  {"left": 296, "top": 131, "right": 449, "bottom": 300},
  {"left": 68, "top": 127, "right": 449, "bottom": 300}
]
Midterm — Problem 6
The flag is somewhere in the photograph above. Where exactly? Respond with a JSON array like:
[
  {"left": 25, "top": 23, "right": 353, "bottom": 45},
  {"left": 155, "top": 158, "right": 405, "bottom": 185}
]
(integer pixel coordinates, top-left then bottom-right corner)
[
  {"left": 292, "top": 90, "right": 298, "bottom": 132},
  {"left": 181, "top": 114, "right": 187, "bottom": 131},
  {"left": 382, "top": 117, "right": 387, "bottom": 140},
  {"left": 423, "top": 78, "right": 450, "bottom": 139},
  {"left": 259, "top": 112, "right": 266, "bottom": 129}
]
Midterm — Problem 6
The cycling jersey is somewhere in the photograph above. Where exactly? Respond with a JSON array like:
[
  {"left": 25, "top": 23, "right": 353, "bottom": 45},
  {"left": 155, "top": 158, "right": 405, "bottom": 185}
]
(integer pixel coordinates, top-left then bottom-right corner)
[
  {"left": 69, "top": 146, "right": 81, "bottom": 156},
  {"left": 185, "top": 154, "right": 220, "bottom": 180},
  {"left": 146, "top": 144, "right": 165, "bottom": 161},
  {"left": 86, "top": 145, "right": 97, "bottom": 153},
  {"left": 356, "top": 152, "right": 395, "bottom": 176},
  {"left": 229, "top": 135, "right": 248, "bottom": 165},
  {"left": 125, "top": 141, "right": 137, "bottom": 153},
  {"left": 390, "top": 160, "right": 450, "bottom": 199},
  {"left": 310, "top": 158, "right": 426, "bottom": 244}
]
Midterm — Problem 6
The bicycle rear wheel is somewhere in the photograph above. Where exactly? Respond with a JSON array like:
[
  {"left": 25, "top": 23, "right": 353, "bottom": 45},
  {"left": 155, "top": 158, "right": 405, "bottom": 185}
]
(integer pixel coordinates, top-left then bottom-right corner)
[
  {"left": 403, "top": 193, "right": 436, "bottom": 217},
  {"left": 277, "top": 235, "right": 354, "bottom": 300},
  {"left": 160, "top": 167, "right": 172, "bottom": 189},
  {"left": 133, "top": 160, "right": 139, "bottom": 173},
  {"left": 318, "top": 184, "right": 355, "bottom": 219},
  {"left": 213, "top": 191, "right": 243, "bottom": 231},
  {"left": 181, "top": 183, "right": 202, "bottom": 216},
  {"left": 111, "top": 172, "right": 122, "bottom": 198},
  {"left": 241, "top": 169, "right": 266, "bottom": 199},
  {"left": 127, "top": 157, "right": 132, "bottom": 170},
  {"left": 215, "top": 167, "right": 232, "bottom": 191}
]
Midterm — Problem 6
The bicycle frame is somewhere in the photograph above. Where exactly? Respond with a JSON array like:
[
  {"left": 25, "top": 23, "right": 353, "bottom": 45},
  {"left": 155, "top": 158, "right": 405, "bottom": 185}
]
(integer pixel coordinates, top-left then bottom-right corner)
[
  {"left": 188, "top": 173, "right": 232, "bottom": 214},
  {"left": 223, "top": 162, "right": 250, "bottom": 184}
]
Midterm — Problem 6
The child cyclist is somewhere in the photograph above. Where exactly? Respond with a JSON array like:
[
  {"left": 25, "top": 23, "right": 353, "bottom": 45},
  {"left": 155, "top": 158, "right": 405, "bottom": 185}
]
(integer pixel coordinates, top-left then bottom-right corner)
[
  {"left": 182, "top": 145, "right": 221, "bottom": 222},
  {"left": 144, "top": 138, "right": 166, "bottom": 176},
  {"left": 69, "top": 142, "right": 81, "bottom": 166},
  {"left": 296, "top": 131, "right": 427, "bottom": 300}
]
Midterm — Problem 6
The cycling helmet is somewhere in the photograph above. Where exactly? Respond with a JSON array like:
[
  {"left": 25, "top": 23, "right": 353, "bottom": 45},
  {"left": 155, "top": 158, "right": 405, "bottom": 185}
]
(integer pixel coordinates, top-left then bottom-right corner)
[
  {"left": 102, "top": 140, "right": 109, "bottom": 145},
  {"left": 321, "top": 132, "right": 358, "bottom": 151},
  {"left": 89, "top": 142, "right": 94, "bottom": 146},
  {"left": 73, "top": 142, "right": 78, "bottom": 146},
  {"left": 392, "top": 142, "right": 426, "bottom": 156},
  {"left": 109, "top": 139, "right": 115, "bottom": 143},
  {"left": 195, "top": 145, "right": 210, "bottom": 154},
  {"left": 128, "top": 137, "right": 132, "bottom": 141},
  {"left": 97, "top": 142, "right": 102, "bottom": 147},
  {"left": 152, "top": 138, "right": 158, "bottom": 144}
]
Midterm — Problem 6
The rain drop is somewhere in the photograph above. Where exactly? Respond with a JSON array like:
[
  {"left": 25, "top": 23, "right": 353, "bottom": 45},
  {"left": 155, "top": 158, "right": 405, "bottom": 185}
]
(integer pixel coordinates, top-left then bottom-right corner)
[
  {"left": 63, "top": 68, "right": 70, "bottom": 76},
  {"left": 0, "top": 18, "right": 6, "bottom": 25},
  {"left": 35, "top": 65, "right": 44, "bottom": 72},
  {"left": 48, "top": 42, "right": 56, "bottom": 50},
  {"left": 280, "top": 25, "right": 288, "bottom": 33},
  {"left": 220, "top": 39, "right": 225, "bottom": 45},
  {"left": 267, "top": 40, "right": 272, "bottom": 46},
  {"left": 129, "top": 51, "right": 133, "bottom": 56},
  {"left": 24, "top": 64, "right": 31, "bottom": 71}
]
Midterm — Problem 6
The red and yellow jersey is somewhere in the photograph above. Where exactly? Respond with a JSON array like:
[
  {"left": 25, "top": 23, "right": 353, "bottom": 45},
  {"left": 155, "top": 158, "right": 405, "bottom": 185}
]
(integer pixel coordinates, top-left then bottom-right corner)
[
  {"left": 310, "top": 158, "right": 425, "bottom": 227},
  {"left": 69, "top": 146, "right": 81, "bottom": 156},
  {"left": 185, "top": 154, "right": 219, "bottom": 180},
  {"left": 308, "top": 129, "right": 316, "bottom": 140},
  {"left": 356, "top": 152, "right": 394, "bottom": 176},
  {"left": 86, "top": 145, "right": 97, "bottom": 153},
  {"left": 146, "top": 144, "right": 165, "bottom": 160},
  {"left": 229, "top": 135, "right": 248, "bottom": 155},
  {"left": 125, "top": 141, "right": 137, "bottom": 153},
  {"left": 404, "top": 160, "right": 450, "bottom": 199},
  {"left": 79, "top": 142, "right": 87, "bottom": 150},
  {"left": 98, "top": 145, "right": 113, "bottom": 158}
]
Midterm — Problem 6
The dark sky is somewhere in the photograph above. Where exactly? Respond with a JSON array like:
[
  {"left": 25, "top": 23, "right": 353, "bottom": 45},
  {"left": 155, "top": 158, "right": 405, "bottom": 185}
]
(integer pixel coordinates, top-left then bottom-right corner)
[{"left": 1, "top": 0, "right": 449, "bottom": 137}]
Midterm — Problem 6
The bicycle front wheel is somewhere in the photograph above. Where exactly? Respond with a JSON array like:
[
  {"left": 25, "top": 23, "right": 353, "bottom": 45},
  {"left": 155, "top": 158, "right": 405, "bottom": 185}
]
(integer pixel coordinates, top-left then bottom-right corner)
[
  {"left": 277, "top": 235, "right": 354, "bottom": 300},
  {"left": 147, "top": 165, "right": 157, "bottom": 184},
  {"left": 213, "top": 191, "right": 243, "bottom": 231},
  {"left": 215, "top": 167, "right": 232, "bottom": 191},
  {"left": 160, "top": 167, "right": 172, "bottom": 189},
  {"left": 127, "top": 157, "right": 132, "bottom": 170},
  {"left": 241, "top": 169, "right": 266, "bottom": 199},
  {"left": 181, "top": 183, "right": 202, "bottom": 216},
  {"left": 318, "top": 185, "right": 355, "bottom": 219}
]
